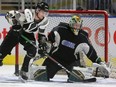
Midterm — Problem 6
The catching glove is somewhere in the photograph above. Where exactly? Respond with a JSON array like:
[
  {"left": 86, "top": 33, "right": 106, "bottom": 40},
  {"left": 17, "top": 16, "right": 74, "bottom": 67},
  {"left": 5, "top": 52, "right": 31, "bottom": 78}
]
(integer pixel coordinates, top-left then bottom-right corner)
[
  {"left": 93, "top": 62, "right": 110, "bottom": 78},
  {"left": 38, "top": 43, "right": 48, "bottom": 57},
  {"left": 38, "top": 34, "right": 48, "bottom": 57}
]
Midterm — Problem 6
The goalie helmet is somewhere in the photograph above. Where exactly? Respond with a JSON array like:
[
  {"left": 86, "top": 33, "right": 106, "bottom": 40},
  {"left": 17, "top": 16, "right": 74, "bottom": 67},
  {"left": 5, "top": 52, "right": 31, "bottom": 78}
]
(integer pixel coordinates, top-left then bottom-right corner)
[
  {"left": 35, "top": 2, "right": 49, "bottom": 12},
  {"left": 69, "top": 15, "right": 83, "bottom": 35}
]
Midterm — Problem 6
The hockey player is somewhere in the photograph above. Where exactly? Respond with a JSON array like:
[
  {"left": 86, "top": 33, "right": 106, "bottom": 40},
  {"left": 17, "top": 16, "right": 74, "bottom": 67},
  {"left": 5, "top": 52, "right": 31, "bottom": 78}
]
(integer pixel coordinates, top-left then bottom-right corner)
[
  {"left": 40, "top": 15, "right": 110, "bottom": 81},
  {"left": 0, "top": 2, "right": 49, "bottom": 80}
]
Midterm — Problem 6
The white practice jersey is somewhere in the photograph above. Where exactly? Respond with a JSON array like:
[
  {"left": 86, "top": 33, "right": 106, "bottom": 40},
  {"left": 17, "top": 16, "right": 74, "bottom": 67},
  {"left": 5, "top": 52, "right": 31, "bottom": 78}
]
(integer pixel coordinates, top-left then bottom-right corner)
[
  {"left": 6, "top": 9, "right": 49, "bottom": 34},
  {"left": 23, "top": 9, "right": 49, "bottom": 34}
]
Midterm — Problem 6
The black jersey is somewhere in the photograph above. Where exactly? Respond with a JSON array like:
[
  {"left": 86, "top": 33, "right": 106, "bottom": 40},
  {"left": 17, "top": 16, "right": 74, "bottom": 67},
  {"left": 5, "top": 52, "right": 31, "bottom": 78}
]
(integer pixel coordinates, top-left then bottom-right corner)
[{"left": 48, "top": 22, "right": 89, "bottom": 65}]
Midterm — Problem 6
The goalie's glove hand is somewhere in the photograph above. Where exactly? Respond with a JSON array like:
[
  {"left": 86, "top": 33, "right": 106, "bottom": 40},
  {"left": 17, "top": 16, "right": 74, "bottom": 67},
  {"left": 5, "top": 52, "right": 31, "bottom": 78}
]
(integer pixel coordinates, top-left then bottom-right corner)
[
  {"left": 93, "top": 62, "right": 110, "bottom": 78},
  {"left": 38, "top": 43, "right": 48, "bottom": 57},
  {"left": 39, "top": 43, "right": 47, "bottom": 51},
  {"left": 38, "top": 50, "right": 47, "bottom": 58},
  {"left": 99, "top": 62, "right": 110, "bottom": 78}
]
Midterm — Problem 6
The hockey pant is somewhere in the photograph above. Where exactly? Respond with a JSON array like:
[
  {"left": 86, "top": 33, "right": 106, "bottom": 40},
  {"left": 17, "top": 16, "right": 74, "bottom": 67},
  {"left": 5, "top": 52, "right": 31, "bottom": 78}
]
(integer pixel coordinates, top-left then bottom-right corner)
[
  {"left": 42, "top": 58, "right": 85, "bottom": 81},
  {"left": 0, "top": 29, "right": 36, "bottom": 72},
  {"left": 0, "top": 29, "right": 20, "bottom": 60}
]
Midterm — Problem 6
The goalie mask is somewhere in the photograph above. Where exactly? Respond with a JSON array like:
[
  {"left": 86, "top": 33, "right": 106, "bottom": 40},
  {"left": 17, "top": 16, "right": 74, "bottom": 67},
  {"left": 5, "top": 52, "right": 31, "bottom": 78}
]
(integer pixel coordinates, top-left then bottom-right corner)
[
  {"left": 69, "top": 15, "right": 83, "bottom": 35},
  {"left": 35, "top": 2, "right": 49, "bottom": 17}
]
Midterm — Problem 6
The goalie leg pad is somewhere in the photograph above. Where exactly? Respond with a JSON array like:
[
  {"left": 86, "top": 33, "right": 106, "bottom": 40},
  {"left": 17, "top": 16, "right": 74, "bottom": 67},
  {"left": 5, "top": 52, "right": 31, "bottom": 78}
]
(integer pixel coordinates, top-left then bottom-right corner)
[
  {"left": 33, "top": 66, "right": 48, "bottom": 81},
  {"left": 68, "top": 70, "right": 85, "bottom": 82}
]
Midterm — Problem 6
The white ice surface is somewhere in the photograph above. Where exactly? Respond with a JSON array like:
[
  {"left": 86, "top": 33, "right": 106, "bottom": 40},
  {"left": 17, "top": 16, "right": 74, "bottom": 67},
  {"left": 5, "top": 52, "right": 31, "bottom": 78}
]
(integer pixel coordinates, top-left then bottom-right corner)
[{"left": 0, "top": 65, "right": 116, "bottom": 87}]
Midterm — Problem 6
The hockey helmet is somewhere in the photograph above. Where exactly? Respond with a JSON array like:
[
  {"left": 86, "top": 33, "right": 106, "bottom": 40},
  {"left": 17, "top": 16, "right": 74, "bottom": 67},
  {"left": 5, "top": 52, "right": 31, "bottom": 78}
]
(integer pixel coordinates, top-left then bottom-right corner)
[
  {"left": 69, "top": 15, "right": 83, "bottom": 35},
  {"left": 35, "top": 2, "right": 49, "bottom": 12}
]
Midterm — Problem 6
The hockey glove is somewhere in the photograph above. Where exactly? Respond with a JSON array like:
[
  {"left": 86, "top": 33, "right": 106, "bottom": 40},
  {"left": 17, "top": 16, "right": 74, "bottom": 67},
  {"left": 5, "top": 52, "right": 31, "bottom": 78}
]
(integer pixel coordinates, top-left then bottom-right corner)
[
  {"left": 38, "top": 34, "right": 48, "bottom": 57},
  {"left": 38, "top": 43, "right": 48, "bottom": 57},
  {"left": 93, "top": 62, "right": 110, "bottom": 78}
]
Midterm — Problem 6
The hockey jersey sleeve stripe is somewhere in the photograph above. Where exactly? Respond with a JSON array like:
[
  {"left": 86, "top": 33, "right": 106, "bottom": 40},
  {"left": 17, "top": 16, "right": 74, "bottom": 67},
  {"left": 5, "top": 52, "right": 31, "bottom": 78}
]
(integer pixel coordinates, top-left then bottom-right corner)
[{"left": 23, "top": 22, "right": 38, "bottom": 33}]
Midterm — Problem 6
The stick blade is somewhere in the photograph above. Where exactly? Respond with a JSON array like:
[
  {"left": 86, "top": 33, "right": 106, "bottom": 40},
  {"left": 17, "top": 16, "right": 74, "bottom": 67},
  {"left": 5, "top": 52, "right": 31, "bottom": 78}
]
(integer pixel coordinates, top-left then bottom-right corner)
[{"left": 83, "top": 78, "right": 96, "bottom": 82}]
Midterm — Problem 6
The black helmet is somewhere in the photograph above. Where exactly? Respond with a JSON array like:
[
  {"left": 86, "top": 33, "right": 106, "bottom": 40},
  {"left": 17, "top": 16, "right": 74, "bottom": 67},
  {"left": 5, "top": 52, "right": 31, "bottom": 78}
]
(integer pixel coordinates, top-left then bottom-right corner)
[{"left": 36, "top": 2, "right": 49, "bottom": 12}]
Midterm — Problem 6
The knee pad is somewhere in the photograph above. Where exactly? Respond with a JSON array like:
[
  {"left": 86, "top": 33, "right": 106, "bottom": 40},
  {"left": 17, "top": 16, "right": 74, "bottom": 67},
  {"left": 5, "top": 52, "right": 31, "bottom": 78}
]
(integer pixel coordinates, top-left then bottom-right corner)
[{"left": 75, "top": 43, "right": 90, "bottom": 54}]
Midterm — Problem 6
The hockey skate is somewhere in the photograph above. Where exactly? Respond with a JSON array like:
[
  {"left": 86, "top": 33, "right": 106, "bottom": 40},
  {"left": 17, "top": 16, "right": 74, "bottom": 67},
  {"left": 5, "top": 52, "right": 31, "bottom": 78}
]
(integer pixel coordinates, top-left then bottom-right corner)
[{"left": 19, "top": 70, "right": 28, "bottom": 81}]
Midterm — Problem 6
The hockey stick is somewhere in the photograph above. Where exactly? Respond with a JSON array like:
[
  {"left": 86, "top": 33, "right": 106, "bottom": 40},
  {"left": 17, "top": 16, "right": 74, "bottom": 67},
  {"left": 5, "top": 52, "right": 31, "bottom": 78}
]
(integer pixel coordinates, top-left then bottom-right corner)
[{"left": 21, "top": 34, "right": 96, "bottom": 82}]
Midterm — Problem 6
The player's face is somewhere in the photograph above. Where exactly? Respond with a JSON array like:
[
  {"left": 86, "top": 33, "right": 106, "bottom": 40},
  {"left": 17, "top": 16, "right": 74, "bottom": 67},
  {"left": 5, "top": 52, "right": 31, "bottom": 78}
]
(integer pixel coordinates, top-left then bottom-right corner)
[
  {"left": 73, "top": 22, "right": 81, "bottom": 30},
  {"left": 36, "top": 9, "right": 49, "bottom": 20},
  {"left": 72, "top": 22, "right": 81, "bottom": 35}
]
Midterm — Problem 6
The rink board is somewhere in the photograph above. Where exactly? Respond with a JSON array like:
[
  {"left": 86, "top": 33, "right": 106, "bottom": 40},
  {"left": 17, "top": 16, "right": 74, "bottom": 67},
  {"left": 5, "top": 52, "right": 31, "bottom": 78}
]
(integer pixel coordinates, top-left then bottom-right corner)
[{"left": 3, "top": 55, "right": 116, "bottom": 67}]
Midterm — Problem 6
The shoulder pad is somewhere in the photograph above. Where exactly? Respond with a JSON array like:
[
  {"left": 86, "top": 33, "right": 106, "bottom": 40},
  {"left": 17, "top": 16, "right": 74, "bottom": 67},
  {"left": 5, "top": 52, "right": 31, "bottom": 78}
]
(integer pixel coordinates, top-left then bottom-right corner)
[{"left": 24, "top": 9, "right": 34, "bottom": 23}]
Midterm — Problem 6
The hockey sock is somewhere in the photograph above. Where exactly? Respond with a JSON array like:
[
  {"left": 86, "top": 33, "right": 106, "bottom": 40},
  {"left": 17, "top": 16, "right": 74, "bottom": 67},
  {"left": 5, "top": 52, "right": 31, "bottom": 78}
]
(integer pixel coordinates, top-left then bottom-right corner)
[{"left": 21, "top": 55, "right": 31, "bottom": 72}]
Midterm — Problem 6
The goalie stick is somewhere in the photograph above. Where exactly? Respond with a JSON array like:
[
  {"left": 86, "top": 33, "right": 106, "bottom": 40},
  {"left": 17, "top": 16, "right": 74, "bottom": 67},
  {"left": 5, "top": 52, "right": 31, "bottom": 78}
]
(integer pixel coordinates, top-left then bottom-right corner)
[{"left": 21, "top": 35, "right": 96, "bottom": 82}]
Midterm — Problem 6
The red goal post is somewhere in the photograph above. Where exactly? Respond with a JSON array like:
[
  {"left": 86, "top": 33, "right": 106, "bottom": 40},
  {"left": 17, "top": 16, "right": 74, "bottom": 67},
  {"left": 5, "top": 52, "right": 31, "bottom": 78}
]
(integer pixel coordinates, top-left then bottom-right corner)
[{"left": 15, "top": 10, "right": 109, "bottom": 75}]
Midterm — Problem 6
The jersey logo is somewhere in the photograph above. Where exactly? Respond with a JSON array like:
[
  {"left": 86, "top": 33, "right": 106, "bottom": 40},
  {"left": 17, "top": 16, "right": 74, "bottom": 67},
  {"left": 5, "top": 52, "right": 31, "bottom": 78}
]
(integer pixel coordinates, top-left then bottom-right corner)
[{"left": 61, "top": 40, "right": 75, "bottom": 49}]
